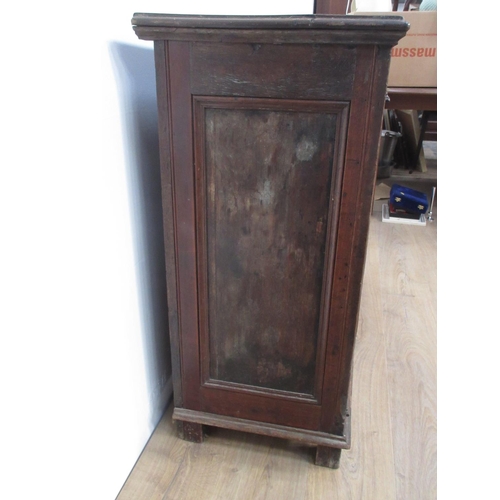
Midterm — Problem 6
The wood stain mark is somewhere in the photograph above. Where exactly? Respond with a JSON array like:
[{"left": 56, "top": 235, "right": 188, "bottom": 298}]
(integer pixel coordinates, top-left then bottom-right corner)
[{"left": 204, "top": 106, "right": 337, "bottom": 395}]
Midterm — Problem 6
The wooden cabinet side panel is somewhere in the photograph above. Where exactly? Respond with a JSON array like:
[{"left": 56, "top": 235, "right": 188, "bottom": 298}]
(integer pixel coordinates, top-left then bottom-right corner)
[
  {"left": 160, "top": 38, "right": 393, "bottom": 435},
  {"left": 199, "top": 386, "right": 322, "bottom": 430},
  {"left": 202, "top": 102, "right": 336, "bottom": 396},
  {"left": 190, "top": 42, "right": 356, "bottom": 101},
  {"left": 194, "top": 97, "right": 350, "bottom": 411},
  {"left": 154, "top": 40, "right": 183, "bottom": 407},
  {"left": 320, "top": 45, "right": 393, "bottom": 434},
  {"left": 335, "top": 45, "right": 393, "bottom": 426},
  {"left": 167, "top": 41, "right": 202, "bottom": 411}
]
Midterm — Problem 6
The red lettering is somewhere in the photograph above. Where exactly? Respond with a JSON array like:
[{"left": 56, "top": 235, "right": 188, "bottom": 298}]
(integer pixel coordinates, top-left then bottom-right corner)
[{"left": 391, "top": 47, "right": 436, "bottom": 58}]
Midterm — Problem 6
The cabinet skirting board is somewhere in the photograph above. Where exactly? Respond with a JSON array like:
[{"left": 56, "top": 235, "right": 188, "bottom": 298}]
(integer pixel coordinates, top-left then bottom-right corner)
[{"left": 172, "top": 407, "right": 351, "bottom": 449}]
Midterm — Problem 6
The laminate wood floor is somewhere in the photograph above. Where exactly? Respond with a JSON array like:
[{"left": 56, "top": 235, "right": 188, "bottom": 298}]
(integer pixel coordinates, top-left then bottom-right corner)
[{"left": 117, "top": 195, "right": 437, "bottom": 500}]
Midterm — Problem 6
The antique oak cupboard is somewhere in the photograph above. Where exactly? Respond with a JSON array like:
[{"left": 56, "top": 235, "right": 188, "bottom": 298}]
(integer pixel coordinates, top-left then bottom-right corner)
[{"left": 131, "top": 14, "right": 408, "bottom": 468}]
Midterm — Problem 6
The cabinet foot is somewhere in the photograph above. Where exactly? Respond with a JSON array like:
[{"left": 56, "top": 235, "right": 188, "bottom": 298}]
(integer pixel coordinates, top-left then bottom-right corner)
[
  {"left": 177, "top": 420, "right": 204, "bottom": 443},
  {"left": 315, "top": 446, "right": 341, "bottom": 469}
]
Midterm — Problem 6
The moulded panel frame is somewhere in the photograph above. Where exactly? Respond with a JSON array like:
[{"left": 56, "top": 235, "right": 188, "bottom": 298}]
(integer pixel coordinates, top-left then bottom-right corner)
[{"left": 193, "top": 96, "right": 350, "bottom": 406}]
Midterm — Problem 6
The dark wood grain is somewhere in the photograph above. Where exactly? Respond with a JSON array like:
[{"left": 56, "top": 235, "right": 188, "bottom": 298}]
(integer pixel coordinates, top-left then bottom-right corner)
[
  {"left": 386, "top": 87, "right": 437, "bottom": 111},
  {"left": 132, "top": 13, "right": 408, "bottom": 31},
  {"left": 177, "top": 420, "right": 204, "bottom": 443},
  {"left": 133, "top": 26, "right": 407, "bottom": 45},
  {"left": 204, "top": 102, "right": 335, "bottom": 395},
  {"left": 191, "top": 43, "right": 356, "bottom": 101},
  {"left": 338, "top": 45, "right": 394, "bottom": 430},
  {"left": 200, "top": 385, "right": 322, "bottom": 430},
  {"left": 194, "top": 97, "right": 349, "bottom": 406},
  {"left": 154, "top": 40, "right": 183, "bottom": 407},
  {"left": 133, "top": 14, "right": 407, "bottom": 468},
  {"left": 173, "top": 407, "right": 350, "bottom": 448},
  {"left": 320, "top": 45, "right": 394, "bottom": 436},
  {"left": 318, "top": 45, "right": 379, "bottom": 435},
  {"left": 167, "top": 41, "right": 201, "bottom": 411},
  {"left": 315, "top": 446, "right": 342, "bottom": 468},
  {"left": 132, "top": 13, "right": 409, "bottom": 45}
]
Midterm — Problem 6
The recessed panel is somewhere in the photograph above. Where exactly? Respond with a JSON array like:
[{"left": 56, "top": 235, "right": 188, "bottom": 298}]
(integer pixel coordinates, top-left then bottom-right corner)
[
  {"left": 191, "top": 43, "right": 356, "bottom": 101},
  {"left": 201, "top": 101, "right": 338, "bottom": 396}
]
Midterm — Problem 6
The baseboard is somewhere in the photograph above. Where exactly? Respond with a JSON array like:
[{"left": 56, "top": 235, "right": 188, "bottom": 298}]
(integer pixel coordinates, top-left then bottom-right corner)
[{"left": 173, "top": 407, "right": 351, "bottom": 449}]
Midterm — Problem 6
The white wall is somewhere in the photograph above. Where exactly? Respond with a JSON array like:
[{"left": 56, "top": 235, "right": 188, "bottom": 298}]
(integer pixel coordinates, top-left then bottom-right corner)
[{"left": 0, "top": 1, "right": 313, "bottom": 499}]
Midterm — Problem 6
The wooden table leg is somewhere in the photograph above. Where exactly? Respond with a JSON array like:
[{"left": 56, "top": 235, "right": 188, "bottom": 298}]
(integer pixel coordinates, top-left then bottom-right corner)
[
  {"left": 177, "top": 420, "right": 204, "bottom": 443},
  {"left": 315, "top": 446, "right": 341, "bottom": 469}
]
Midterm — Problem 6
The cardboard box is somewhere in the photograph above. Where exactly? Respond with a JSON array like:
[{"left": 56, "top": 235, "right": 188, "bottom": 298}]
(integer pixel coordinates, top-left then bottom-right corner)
[{"left": 351, "top": 11, "right": 437, "bottom": 87}]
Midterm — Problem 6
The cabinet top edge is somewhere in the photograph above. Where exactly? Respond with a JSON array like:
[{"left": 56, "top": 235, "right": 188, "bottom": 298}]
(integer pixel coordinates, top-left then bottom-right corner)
[{"left": 131, "top": 13, "right": 409, "bottom": 33}]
